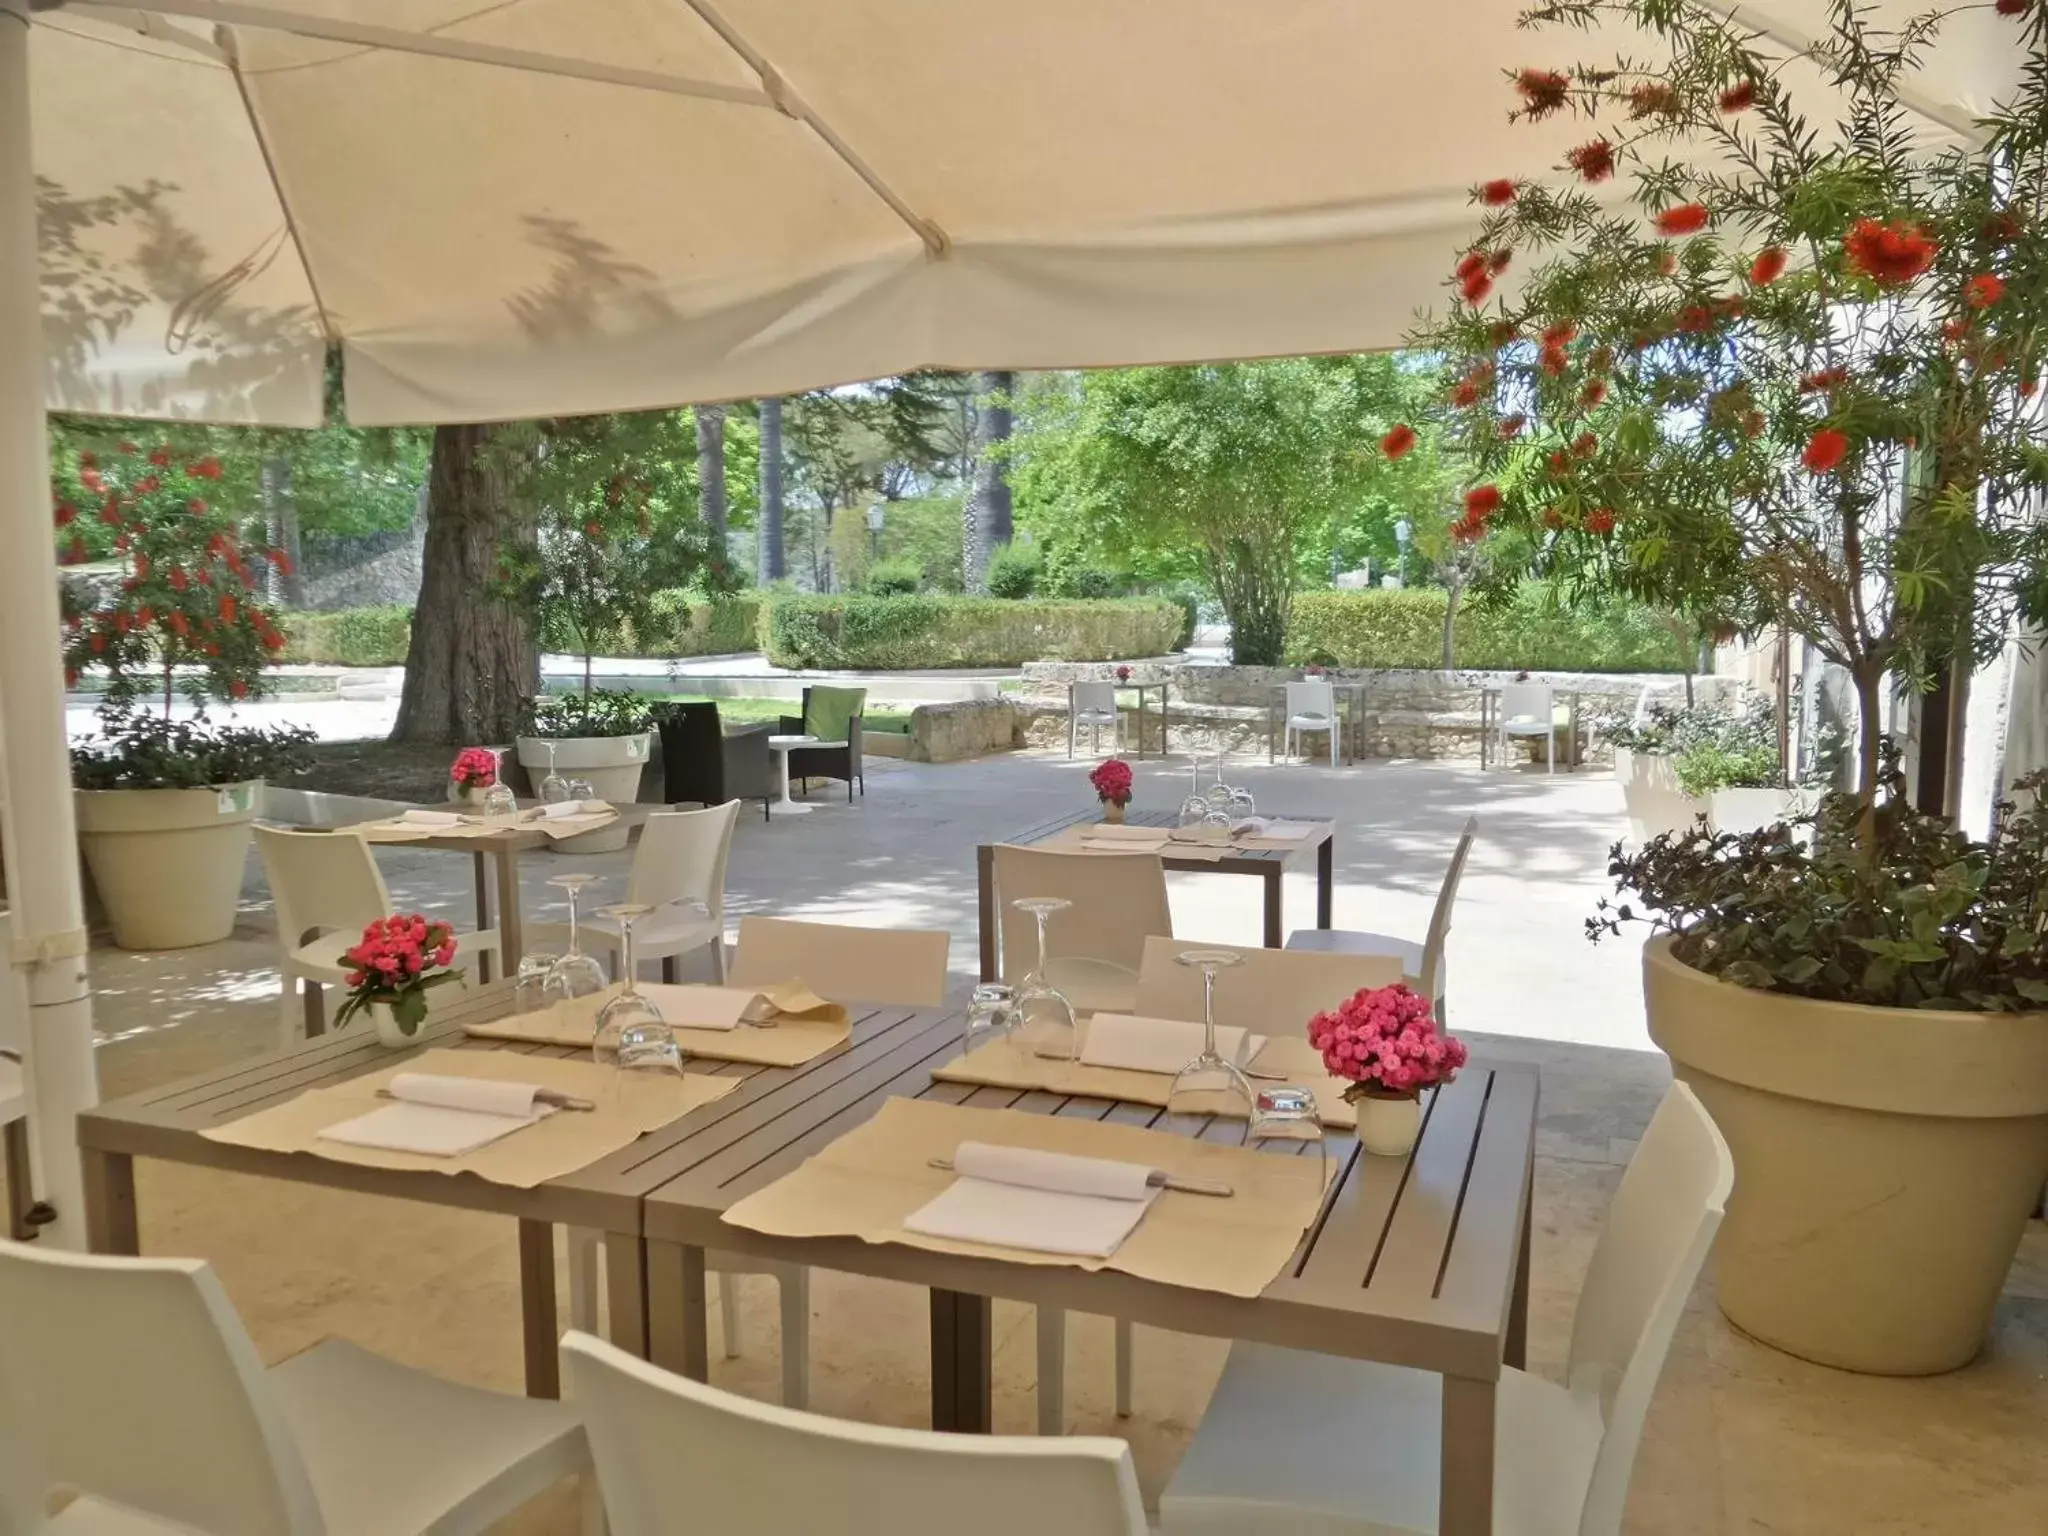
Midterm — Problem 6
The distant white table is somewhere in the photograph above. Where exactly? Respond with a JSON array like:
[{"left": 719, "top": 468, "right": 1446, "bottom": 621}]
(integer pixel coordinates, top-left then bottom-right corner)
[{"left": 767, "top": 734, "right": 846, "bottom": 817}]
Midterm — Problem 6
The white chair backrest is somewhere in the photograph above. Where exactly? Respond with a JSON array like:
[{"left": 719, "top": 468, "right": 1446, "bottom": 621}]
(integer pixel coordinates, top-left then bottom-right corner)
[
  {"left": 0, "top": 1243, "right": 324, "bottom": 1536},
  {"left": 1418, "top": 816, "right": 1478, "bottom": 998},
  {"left": 992, "top": 846, "right": 1171, "bottom": 985},
  {"left": 1135, "top": 937, "right": 1401, "bottom": 1031},
  {"left": 1631, "top": 685, "right": 1654, "bottom": 726},
  {"left": 1499, "top": 681, "right": 1554, "bottom": 725},
  {"left": 255, "top": 826, "right": 391, "bottom": 948},
  {"left": 629, "top": 801, "right": 740, "bottom": 920},
  {"left": 729, "top": 916, "right": 950, "bottom": 1007},
  {"left": 1285, "top": 680, "right": 1334, "bottom": 719},
  {"left": 562, "top": 1331, "right": 1147, "bottom": 1536},
  {"left": 1568, "top": 1082, "right": 1733, "bottom": 1536},
  {"left": 1071, "top": 681, "right": 1116, "bottom": 714}
]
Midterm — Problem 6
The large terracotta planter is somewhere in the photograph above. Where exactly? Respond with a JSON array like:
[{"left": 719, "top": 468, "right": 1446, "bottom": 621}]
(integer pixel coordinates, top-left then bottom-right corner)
[
  {"left": 1644, "top": 936, "right": 2048, "bottom": 1373},
  {"left": 75, "top": 781, "right": 262, "bottom": 950},
  {"left": 515, "top": 732, "right": 650, "bottom": 853}
]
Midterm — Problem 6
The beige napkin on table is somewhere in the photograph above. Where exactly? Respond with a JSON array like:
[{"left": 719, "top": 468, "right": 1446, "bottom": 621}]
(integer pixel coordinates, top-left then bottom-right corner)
[
  {"left": 1079, "top": 1013, "right": 1264, "bottom": 1075},
  {"left": 399, "top": 808, "right": 464, "bottom": 827},
  {"left": 1233, "top": 817, "right": 1314, "bottom": 841},
  {"left": 904, "top": 1141, "right": 1160, "bottom": 1258}
]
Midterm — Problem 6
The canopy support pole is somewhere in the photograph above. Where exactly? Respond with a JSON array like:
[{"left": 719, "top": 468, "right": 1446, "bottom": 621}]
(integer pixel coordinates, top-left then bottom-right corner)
[{"left": 0, "top": 0, "right": 100, "bottom": 1251}]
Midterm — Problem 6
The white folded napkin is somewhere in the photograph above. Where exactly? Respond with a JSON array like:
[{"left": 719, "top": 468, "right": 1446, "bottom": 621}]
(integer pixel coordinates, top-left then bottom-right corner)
[
  {"left": 640, "top": 983, "right": 766, "bottom": 1031},
  {"left": 904, "top": 1141, "right": 1160, "bottom": 1258},
  {"left": 398, "top": 808, "right": 463, "bottom": 827},
  {"left": 317, "top": 1072, "right": 555, "bottom": 1157},
  {"left": 1235, "top": 817, "right": 1312, "bottom": 840},
  {"left": 1080, "top": 1013, "right": 1264, "bottom": 1075},
  {"left": 538, "top": 798, "right": 612, "bottom": 820}
]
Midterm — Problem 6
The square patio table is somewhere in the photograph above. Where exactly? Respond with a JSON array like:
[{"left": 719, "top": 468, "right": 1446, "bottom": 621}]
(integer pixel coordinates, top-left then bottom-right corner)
[
  {"left": 1117, "top": 680, "right": 1170, "bottom": 757},
  {"left": 633, "top": 1009, "right": 1537, "bottom": 1536},
  {"left": 977, "top": 806, "right": 1334, "bottom": 970}
]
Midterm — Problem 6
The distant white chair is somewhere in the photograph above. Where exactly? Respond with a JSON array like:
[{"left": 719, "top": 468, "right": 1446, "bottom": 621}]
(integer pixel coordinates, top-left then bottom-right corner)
[
  {"left": 1283, "top": 680, "right": 1340, "bottom": 766},
  {"left": 254, "top": 826, "right": 501, "bottom": 1045},
  {"left": 992, "top": 845, "right": 1172, "bottom": 1017},
  {"left": 1286, "top": 815, "right": 1477, "bottom": 1022},
  {"left": 1497, "top": 681, "right": 1560, "bottom": 773},
  {"left": 562, "top": 1330, "right": 1148, "bottom": 1536},
  {"left": 581, "top": 800, "right": 739, "bottom": 984},
  {"left": 0, "top": 1242, "right": 587, "bottom": 1536},
  {"left": 1160, "top": 1081, "right": 1733, "bottom": 1536},
  {"left": 1068, "top": 681, "right": 1124, "bottom": 758}
]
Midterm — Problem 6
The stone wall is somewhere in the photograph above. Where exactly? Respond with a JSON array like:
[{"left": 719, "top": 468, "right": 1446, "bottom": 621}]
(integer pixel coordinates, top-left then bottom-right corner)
[
  {"left": 907, "top": 699, "right": 1023, "bottom": 763},
  {"left": 295, "top": 513, "right": 427, "bottom": 611}
]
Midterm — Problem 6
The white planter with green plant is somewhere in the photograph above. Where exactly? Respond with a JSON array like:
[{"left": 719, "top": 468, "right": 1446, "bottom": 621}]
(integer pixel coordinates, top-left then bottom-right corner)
[{"left": 516, "top": 690, "right": 652, "bottom": 854}]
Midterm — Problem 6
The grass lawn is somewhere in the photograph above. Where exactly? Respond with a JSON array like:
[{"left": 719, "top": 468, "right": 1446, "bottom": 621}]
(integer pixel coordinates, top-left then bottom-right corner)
[{"left": 655, "top": 695, "right": 913, "bottom": 734}]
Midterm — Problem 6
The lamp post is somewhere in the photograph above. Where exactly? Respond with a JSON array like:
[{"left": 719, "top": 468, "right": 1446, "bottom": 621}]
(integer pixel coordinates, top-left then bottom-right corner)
[
  {"left": 1393, "top": 518, "right": 1411, "bottom": 589},
  {"left": 865, "top": 501, "right": 885, "bottom": 561}
]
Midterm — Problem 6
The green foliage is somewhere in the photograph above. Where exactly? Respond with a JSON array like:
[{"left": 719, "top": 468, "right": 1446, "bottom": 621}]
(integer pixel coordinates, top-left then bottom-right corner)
[
  {"left": 1159, "top": 584, "right": 1202, "bottom": 651},
  {"left": 862, "top": 557, "right": 925, "bottom": 596},
  {"left": 762, "top": 596, "right": 1183, "bottom": 669},
  {"left": 1592, "top": 751, "right": 2048, "bottom": 1012},
  {"left": 647, "top": 593, "right": 760, "bottom": 656},
  {"left": 1044, "top": 566, "right": 1125, "bottom": 599},
  {"left": 278, "top": 606, "right": 413, "bottom": 666},
  {"left": 1286, "top": 588, "right": 1690, "bottom": 672},
  {"left": 521, "top": 688, "right": 652, "bottom": 739},
  {"left": 71, "top": 709, "right": 315, "bottom": 791},
  {"left": 984, "top": 543, "right": 1041, "bottom": 599}
]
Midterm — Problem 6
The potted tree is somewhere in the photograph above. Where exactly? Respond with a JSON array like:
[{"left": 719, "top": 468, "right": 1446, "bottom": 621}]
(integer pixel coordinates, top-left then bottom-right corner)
[
  {"left": 56, "top": 441, "right": 312, "bottom": 949},
  {"left": 1401, "top": 1, "right": 2048, "bottom": 1373},
  {"left": 515, "top": 688, "right": 653, "bottom": 853}
]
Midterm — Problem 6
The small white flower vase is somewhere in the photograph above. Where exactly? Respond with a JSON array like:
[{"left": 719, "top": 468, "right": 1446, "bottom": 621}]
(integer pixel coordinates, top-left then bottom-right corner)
[
  {"left": 448, "top": 781, "right": 478, "bottom": 805},
  {"left": 1354, "top": 1090, "right": 1422, "bottom": 1156},
  {"left": 367, "top": 1000, "right": 423, "bottom": 1050},
  {"left": 1100, "top": 799, "right": 1126, "bottom": 824}
]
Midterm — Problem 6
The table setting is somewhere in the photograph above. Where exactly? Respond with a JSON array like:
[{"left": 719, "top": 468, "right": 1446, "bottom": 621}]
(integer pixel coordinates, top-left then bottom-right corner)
[
  {"left": 466, "top": 978, "right": 854, "bottom": 1068},
  {"left": 351, "top": 797, "right": 619, "bottom": 844}
]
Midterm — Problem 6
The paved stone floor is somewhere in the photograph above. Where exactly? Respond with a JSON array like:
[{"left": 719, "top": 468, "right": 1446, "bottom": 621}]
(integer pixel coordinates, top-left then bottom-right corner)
[{"left": 66, "top": 749, "right": 2048, "bottom": 1532}]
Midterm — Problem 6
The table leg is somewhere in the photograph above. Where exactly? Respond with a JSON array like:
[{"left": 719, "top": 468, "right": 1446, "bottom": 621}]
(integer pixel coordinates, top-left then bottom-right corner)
[
  {"left": 1263, "top": 865, "right": 1284, "bottom": 949},
  {"left": 472, "top": 852, "right": 494, "bottom": 984},
  {"left": 1160, "top": 685, "right": 1170, "bottom": 758},
  {"left": 82, "top": 1147, "right": 138, "bottom": 1256},
  {"left": 495, "top": 846, "right": 523, "bottom": 974},
  {"left": 517, "top": 1219, "right": 560, "bottom": 1399},
  {"left": 976, "top": 844, "right": 998, "bottom": 983},
  {"left": 4, "top": 1117, "right": 33, "bottom": 1241},
  {"left": 647, "top": 1239, "right": 710, "bottom": 1382},
  {"left": 1317, "top": 834, "right": 1334, "bottom": 930},
  {"left": 1506, "top": 1167, "right": 1533, "bottom": 1371},
  {"left": 1268, "top": 701, "right": 1277, "bottom": 763},
  {"left": 604, "top": 1231, "right": 650, "bottom": 1358},
  {"left": 1439, "top": 1375, "right": 1497, "bottom": 1535},
  {"left": 929, "top": 1288, "right": 993, "bottom": 1432}
]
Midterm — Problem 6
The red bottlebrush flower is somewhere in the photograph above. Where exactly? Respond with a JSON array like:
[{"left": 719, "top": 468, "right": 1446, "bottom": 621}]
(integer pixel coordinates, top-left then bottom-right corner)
[
  {"left": 203, "top": 641, "right": 222, "bottom": 658},
  {"left": 88, "top": 632, "right": 106, "bottom": 654},
  {"left": 54, "top": 501, "right": 76, "bottom": 527},
  {"left": 1843, "top": 218, "right": 1937, "bottom": 286},
  {"left": 1718, "top": 80, "right": 1756, "bottom": 113},
  {"left": 1590, "top": 343, "right": 1614, "bottom": 374},
  {"left": 1802, "top": 428, "right": 1850, "bottom": 474},
  {"left": 1380, "top": 424, "right": 1418, "bottom": 460},
  {"left": 1675, "top": 304, "right": 1715, "bottom": 334},
  {"left": 78, "top": 452, "right": 96, "bottom": 470},
  {"left": 1942, "top": 317, "right": 1971, "bottom": 344},
  {"left": 1450, "top": 379, "right": 1482, "bottom": 408},
  {"left": 1654, "top": 202, "right": 1711, "bottom": 236},
  {"left": 117, "top": 440, "right": 138, "bottom": 455},
  {"left": 98, "top": 504, "right": 124, "bottom": 527},
  {"left": 1995, "top": 0, "right": 2029, "bottom": 15},
  {"left": 1742, "top": 410, "right": 1766, "bottom": 438},
  {"left": 133, "top": 552, "right": 150, "bottom": 580},
  {"left": 135, "top": 474, "right": 160, "bottom": 495},
  {"left": 168, "top": 566, "right": 189, "bottom": 592},
  {"left": 229, "top": 679, "right": 249, "bottom": 700},
  {"left": 1486, "top": 248, "right": 1512, "bottom": 275},
  {"left": 1540, "top": 345, "right": 1569, "bottom": 378},
  {"left": 1516, "top": 69, "right": 1571, "bottom": 119},
  {"left": 1586, "top": 507, "right": 1617, "bottom": 535},
  {"left": 78, "top": 467, "right": 103, "bottom": 493},
  {"left": 1541, "top": 320, "right": 1578, "bottom": 348},
  {"left": 1572, "top": 431, "right": 1599, "bottom": 458},
  {"left": 147, "top": 446, "right": 172, "bottom": 466},
  {"left": 1965, "top": 273, "right": 2006, "bottom": 309},
  {"left": 64, "top": 535, "right": 88, "bottom": 565},
  {"left": 1580, "top": 379, "right": 1608, "bottom": 408},
  {"left": 1487, "top": 320, "right": 1519, "bottom": 348},
  {"left": 1450, "top": 515, "right": 1485, "bottom": 545},
  {"left": 2023, "top": 377, "right": 2040, "bottom": 399},
  {"left": 1750, "top": 246, "right": 1788, "bottom": 285},
  {"left": 584, "top": 521, "right": 604, "bottom": 540},
  {"left": 270, "top": 547, "right": 294, "bottom": 576},
  {"left": 1479, "top": 178, "right": 1517, "bottom": 206},
  {"left": 64, "top": 667, "right": 78, "bottom": 689},
  {"left": 189, "top": 457, "right": 223, "bottom": 481},
  {"left": 1460, "top": 270, "right": 1494, "bottom": 305},
  {"left": 1456, "top": 251, "right": 1487, "bottom": 281},
  {"left": 1799, "top": 366, "right": 1849, "bottom": 394},
  {"left": 1547, "top": 452, "right": 1571, "bottom": 478},
  {"left": 1567, "top": 139, "right": 1615, "bottom": 183},
  {"left": 136, "top": 605, "right": 155, "bottom": 627},
  {"left": 1542, "top": 507, "right": 1565, "bottom": 530},
  {"left": 168, "top": 611, "right": 189, "bottom": 637},
  {"left": 1627, "top": 81, "right": 1682, "bottom": 119},
  {"left": 1655, "top": 250, "right": 1679, "bottom": 277},
  {"left": 1464, "top": 484, "right": 1502, "bottom": 517},
  {"left": 1499, "top": 414, "right": 1527, "bottom": 439},
  {"left": 218, "top": 595, "right": 238, "bottom": 624},
  {"left": 197, "top": 567, "right": 213, "bottom": 587},
  {"left": 1982, "top": 209, "right": 2024, "bottom": 244},
  {"left": 187, "top": 497, "right": 208, "bottom": 515}
]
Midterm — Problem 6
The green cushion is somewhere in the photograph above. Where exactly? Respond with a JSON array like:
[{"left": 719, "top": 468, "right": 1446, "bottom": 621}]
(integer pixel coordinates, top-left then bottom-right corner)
[{"left": 804, "top": 685, "right": 866, "bottom": 744}]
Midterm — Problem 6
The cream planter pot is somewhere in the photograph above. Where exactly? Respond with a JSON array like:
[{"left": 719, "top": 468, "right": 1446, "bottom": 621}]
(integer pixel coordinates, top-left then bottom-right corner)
[
  {"left": 1618, "top": 750, "right": 1695, "bottom": 843},
  {"left": 1707, "top": 785, "right": 1815, "bottom": 835},
  {"left": 75, "top": 781, "right": 262, "bottom": 950},
  {"left": 1644, "top": 936, "right": 2048, "bottom": 1374},
  {"left": 515, "top": 732, "right": 650, "bottom": 854}
]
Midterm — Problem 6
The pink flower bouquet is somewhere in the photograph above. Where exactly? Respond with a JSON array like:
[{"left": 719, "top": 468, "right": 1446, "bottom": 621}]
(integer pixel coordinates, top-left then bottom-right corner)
[
  {"left": 1115, "top": 664, "right": 1133, "bottom": 682},
  {"left": 1089, "top": 756, "right": 1134, "bottom": 807},
  {"left": 449, "top": 746, "right": 499, "bottom": 790},
  {"left": 336, "top": 914, "right": 464, "bottom": 1036},
  {"left": 1307, "top": 983, "right": 1467, "bottom": 1102}
]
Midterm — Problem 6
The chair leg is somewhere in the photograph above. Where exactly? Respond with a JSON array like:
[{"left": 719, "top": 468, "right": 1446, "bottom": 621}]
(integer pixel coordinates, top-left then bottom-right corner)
[
  {"left": 719, "top": 1270, "right": 742, "bottom": 1359},
  {"left": 278, "top": 980, "right": 301, "bottom": 1049},
  {"left": 4, "top": 1116, "right": 34, "bottom": 1242},
  {"left": 710, "top": 935, "right": 728, "bottom": 982},
  {"left": 777, "top": 1264, "right": 810, "bottom": 1409},
  {"left": 1328, "top": 724, "right": 1337, "bottom": 768},
  {"left": 1114, "top": 1318, "right": 1134, "bottom": 1419},
  {"left": 568, "top": 1227, "right": 601, "bottom": 1332},
  {"left": 661, "top": 954, "right": 679, "bottom": 984},
  {"left": 1036, "top": 1307, "right": 1065, "bottom": 1435}
]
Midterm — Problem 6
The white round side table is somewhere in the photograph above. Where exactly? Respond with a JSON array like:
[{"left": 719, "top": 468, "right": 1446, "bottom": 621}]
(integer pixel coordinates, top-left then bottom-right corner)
[{"left": 767, "top": 733, "right": 843, "bottom": 817}]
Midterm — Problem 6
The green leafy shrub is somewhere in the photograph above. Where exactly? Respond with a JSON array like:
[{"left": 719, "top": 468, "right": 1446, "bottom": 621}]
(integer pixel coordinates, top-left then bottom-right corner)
[
  {"left": 521, "top": 688, "right": 652, "bottom": 739},
  {"left": 984, "top": 543, "right": 1041, "bottom": 599},
  {"left": 862, "top": 557, "right": 925, "bottom": 597},
  {"left": 278, "top": 606, "right": 413, "bottom": 666},
  {"left": 644, "top": 592, "right": 760, "bottom": 656},
  {"left": 71, "top": 709, "right": 316, "bottom": 790},
  {"left": 762, "top": 596, "right": 1183, "bottom": 669},
  {"left": 1158, "top": 584, "right": 1202, "bottom": 652},
  {"left": 1287, "top": 588, "right": 1689, "bottom": 673},
  {"left": 1045, "top": 566, "right": 1124, "bottom": 599}
]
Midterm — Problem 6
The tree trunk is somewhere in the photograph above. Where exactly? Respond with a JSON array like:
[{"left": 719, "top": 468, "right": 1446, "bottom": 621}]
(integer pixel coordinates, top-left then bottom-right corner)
[
  {"left": 962, "top": 370, "right": 1014, "bottom": 592},
  {"left": 696, "top": 403, "right": 728, "bottom": 544},
  {"left": 261, "top": 455, "right": 302, "bottom": 607},
  {"left": 1852, "top": 660, "right": 1885, "bottom": 808},
  {"left": 389, "top": 424, "right": 537, "bottom": 744},
  {"left": 757, "top": 396, "right": 785, "bottom": 583}
]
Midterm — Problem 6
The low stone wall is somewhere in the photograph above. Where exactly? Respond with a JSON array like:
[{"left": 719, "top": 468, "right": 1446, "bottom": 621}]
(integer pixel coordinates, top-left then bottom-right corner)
[{"left": 907, "top": 699, "right": 1022, "bottom": 763}]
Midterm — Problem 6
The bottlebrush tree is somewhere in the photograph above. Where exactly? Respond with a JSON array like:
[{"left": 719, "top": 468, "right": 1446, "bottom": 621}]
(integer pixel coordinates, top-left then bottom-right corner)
[
  {"left": 1393, "top": 0, "right": 2048, "bottom": 812},
  {"left": 53, "top": 441, "right": 290, "bottom": 714}
]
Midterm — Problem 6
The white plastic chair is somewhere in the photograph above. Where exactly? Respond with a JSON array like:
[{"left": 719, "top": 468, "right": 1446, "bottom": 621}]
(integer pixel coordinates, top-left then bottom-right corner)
[
  {"left": 992, "top": 845, "right": 1171, "bottom": 1017},
  {"left": 1284, "top": 680, "right": 1339, "bottom": 766},
  {"left": 1160, "top": 1081, "right": 1732, "bottom": 1536},
  {"left": 581, "top": 800, "right": 739, "bottom": 984},
  {"left": 254, "top": 826, "right": 501, "bottom": 1046},
  {"left": 1068, "top": 681, "right": 1124, "bottom": 758},
  {"left": 562, "top": 1330, "right": 1147, "bottom": 1536},
  {"left": 0, "top": 1242, "right": 587, "bottom": 1536},
  {"left": 1498, "top": 681, "right": 1560, "bottom": 773}
]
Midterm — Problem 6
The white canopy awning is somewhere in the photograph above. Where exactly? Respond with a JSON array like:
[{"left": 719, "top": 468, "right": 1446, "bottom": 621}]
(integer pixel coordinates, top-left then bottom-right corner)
[{"left": 28, "top": 0, "right": 2025, "bottom": 428}]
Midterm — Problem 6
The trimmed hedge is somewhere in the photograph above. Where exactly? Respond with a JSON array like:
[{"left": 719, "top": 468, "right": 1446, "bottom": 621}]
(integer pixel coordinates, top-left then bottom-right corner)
[
  {"left": 278, "top": 605, "right": 412, "bottom": 666},
  {"left": 762, "top": 595, "right": 1185, "bottom": 669},
  {"left": 286, "top": 595, "right": 762, "bottom": 667},
  {"left": 1287, "top": 588, "right": 1690, "bottom": 673}
]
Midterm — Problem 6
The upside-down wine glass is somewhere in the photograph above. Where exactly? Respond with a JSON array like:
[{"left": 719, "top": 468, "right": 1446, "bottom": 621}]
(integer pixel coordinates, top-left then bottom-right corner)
[
  {"left": 1164, "top": 947, "right": 1255, "bottom": 1136},
  {"left": 481, "top": 781, "right": 519, "bottom": 821},
  {"left": 1010, "top": 897, "right": 1079, "bottom": 1061},
  {"left": 515, "top": 949, "right": 561, "bottom": 1013},
  {"left": 538, "top": 740, "right": 570, "bottom": 805},
  {"left": 1247, "top": 1084, "right": 1330, "bottom": 1187},
  {"left": 963, "top": 983, "right": 1019, "bottom": 1053},
  {"left": 542, "top": 873, "right": 609, "bottom": 1002},
  {"left": 1179, "top": 731, "right": 1213, "bottom": 828},
  {"left": 590, "top": 904, "right": 682, "bottom": 1079}
]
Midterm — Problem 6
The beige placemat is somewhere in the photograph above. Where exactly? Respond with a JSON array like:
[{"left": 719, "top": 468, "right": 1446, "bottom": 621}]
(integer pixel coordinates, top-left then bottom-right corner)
[
  {"left": 722, "top": 1097, "right": 1332, "bottom": 1299},
  {"left": 534, "top": 808, "right": 620, "bottom": 841},
  {"left": 931, "top": 1032, "right": 1358, "bottom": 1129},
  {"left": 351, "top": 808, "right": 618, "bottom": 843},
  {"left": 463, "top": 983, "right": 852, "bottom": 1068},
  {"left": 1032, "top": 828, "right": 1226, "bottom": 862},
  {"left": 201, "top": 1047, "right": 736, "bottom": 1187}
]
